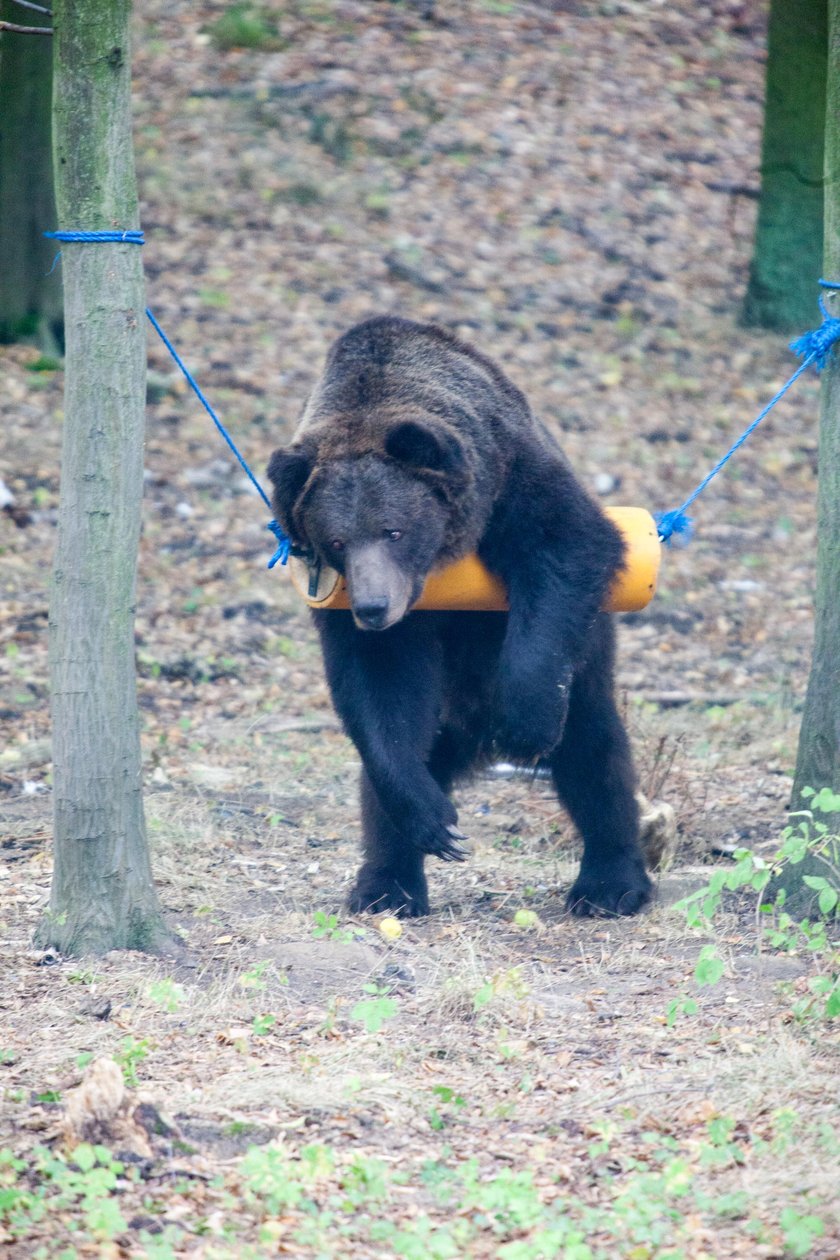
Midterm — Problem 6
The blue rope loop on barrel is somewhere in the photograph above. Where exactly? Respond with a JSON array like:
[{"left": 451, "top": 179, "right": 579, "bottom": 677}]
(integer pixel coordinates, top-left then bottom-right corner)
[{"left": 655, "top": 281, "right": 840, "bottom": 545}]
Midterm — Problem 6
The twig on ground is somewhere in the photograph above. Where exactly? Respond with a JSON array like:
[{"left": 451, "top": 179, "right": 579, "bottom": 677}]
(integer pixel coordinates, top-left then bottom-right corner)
[{"left": 641, "top": 691, "right": 742, "bottom": 708}]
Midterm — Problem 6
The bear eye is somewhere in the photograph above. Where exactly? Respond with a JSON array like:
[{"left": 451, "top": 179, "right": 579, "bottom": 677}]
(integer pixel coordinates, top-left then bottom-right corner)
[
  {"left": 330, "top": 538, "right": 345, "bottom": 553},
  {"left": 386, "top": 530, "right": 403, "bottom": 542}
]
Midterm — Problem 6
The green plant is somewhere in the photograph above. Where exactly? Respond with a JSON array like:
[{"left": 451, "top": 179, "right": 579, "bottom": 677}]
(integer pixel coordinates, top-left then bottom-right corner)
[
  {"left": 473, "top": 966, "right": 530, "bottom": 1015},
  {"left": 338, "top": 1155, "right": 389, "bottom": 1209},
  {"left": 779, "top": 1206, "right": 825, "bottom": 1257},
  {"left": 700, "top": 1115, "right": 745, "bottom": 1169},
  {"left": 665, "top": 993, "right": 698, "bottom": 1026},
  {"left": 674, "top": 792, "right": 840, "bottom": 1021},
  {"left": 240, "top": 1144, "right": 305, "bottom": 1214},
  {"left": 240, "top": 1142, "right": 334, "bottom": 1221},
  {"left": 44, "top": 1144, "right": 128, "bottom": 1239},
  {"left": 312, "top": 911, "right": 353, "bottom": 944},
  {"left": 369, "top": 1213, "right": 465, "bottom": 1259},
  {"left": 252, "top": 1013, "right": 276, "bottom": 1037},
  {"left": 239, "top": 960, "right": 271, "bottom": 990},
  {"left": 26, "top": 355, "right": 62, "bottom": 373},
  {"left": 147, "top": 977, "right": 186, "bottom": 1013},
  {"left": 67, "top": 969, "right": 96, "bottom": 985},
  {"left": 427, "top": 1084, "right": 466, "bottom": 1131},
  {"left": 0, "top": 1144, "right": 129, "bottom": 1244},
  {"left": 0, "top": 1149, "right": 41, "bottom": 1236},
  {"left": 34, "top": 1090, "right": 61, "bottom": 1104},
  {"left": 207, "top": 4, "right": 283, "bottom": 51},
  {"left": 115, "top": 1036, "right": 150, "bottom": 1087},
  {"left": 350, "top": 983, "right": 398, "bottom": 1033},
  {"left": 694, "top": 943, "right": 725, "bottom": 987}
]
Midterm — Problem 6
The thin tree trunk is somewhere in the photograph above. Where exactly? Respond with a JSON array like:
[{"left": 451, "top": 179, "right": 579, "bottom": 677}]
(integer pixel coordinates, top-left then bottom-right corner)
[
  {"left": 0, "top": 1, "right": 63, "bottom": 348},
  {"left": 774, "top": 0, "right": 840, "bottom": 916},
  {"left": 742, "top": 0, "right": 826, "bottom": 332},
  {"left": 35, "top": 0, "right": 169, "bottom": 955}
]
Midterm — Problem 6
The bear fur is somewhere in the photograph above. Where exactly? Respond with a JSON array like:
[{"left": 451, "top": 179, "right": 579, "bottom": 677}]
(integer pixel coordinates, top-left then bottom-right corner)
[{"left": 268, "top": 316, "right": 653, "bottom": 918}]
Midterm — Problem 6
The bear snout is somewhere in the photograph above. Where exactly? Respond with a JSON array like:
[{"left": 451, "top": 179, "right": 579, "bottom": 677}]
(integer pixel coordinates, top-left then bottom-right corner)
[{"left": 346, "top": 541, "right": 416, "bottom": 631}]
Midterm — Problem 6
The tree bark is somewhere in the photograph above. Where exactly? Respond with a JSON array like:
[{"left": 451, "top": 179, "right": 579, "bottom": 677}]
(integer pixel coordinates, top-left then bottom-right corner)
[
  {"left": 774, "top": 0, "right": 840, "bottom": 916},
  {"left": 35, "top": 0, "right": 170, "bottom": 955},
  {"left": 0, "top": 0, "right": 63, "bottom": 348},
  {"left": 742, "top": 0, "right": 826, "bottom": 332}
]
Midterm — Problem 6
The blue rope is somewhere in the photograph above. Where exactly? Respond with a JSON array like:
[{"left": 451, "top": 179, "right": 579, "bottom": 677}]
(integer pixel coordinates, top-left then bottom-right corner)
[
  {"left": 44, "top": 229, "right": 146, "bottom": 245},
  {"left": 656, "top": 283, "right": 840, "bottom": 545},
  {"left": 145, "top": 309, "right": 291, "bottom": 568},
  {"left": 43, "top": 227, "right": 291, "bottom": 568},
  {"left": 44, "top": 229, "right": 146, "bottom": 274}
]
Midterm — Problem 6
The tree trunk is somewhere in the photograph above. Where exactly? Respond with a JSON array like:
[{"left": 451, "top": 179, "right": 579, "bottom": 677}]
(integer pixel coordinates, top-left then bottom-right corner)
[
  {"left": 742, "top": 0, "right": 826, "bottom": 332},
  {"left": 773, "top": 0, "right": 840, "bottom": 917},
  {"left": 35, "top": 0, "right": 169, "bottom": 955},
  {"left": 0, "top": 1, "right": 63, "bottom": 348}
]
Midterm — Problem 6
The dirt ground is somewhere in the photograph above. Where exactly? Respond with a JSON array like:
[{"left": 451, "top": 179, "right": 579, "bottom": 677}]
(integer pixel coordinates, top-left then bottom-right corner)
[{"left": 1, "top": 1, "right": 838, "bottom": 1256}]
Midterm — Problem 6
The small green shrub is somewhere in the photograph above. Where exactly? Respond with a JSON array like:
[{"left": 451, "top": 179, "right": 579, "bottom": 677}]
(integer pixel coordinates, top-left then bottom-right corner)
[
  {"left": 673, "top": 789, "right": 840, "bottom": 1022},
  {"left": 207, "top": 5, "right": 284, "bottom": 51},
  {"left": 350, "top": 983, "right": 399, "bottom": 1033}
]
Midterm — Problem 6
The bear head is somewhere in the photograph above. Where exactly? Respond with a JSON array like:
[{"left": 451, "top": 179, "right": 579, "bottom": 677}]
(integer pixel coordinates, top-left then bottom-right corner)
[{"left": 268, "top": 416, "right": 470, "bottom": 631}]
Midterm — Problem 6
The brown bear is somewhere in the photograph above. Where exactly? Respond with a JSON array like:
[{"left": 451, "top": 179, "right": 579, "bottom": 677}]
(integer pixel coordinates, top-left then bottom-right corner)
[{"left": 268, "top": 316, "right": 652, "bottom": 918}]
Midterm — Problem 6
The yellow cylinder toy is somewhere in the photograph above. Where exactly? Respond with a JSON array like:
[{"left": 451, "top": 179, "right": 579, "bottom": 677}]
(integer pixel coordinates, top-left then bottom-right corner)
[{"left": 287, "top": 506, "right": 660, "bottom": 615}]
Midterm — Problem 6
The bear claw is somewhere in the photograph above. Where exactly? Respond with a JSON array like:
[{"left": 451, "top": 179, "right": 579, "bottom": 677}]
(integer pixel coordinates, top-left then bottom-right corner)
[
  {"left": 409, "top": 822, "right": 470, "bottom": 861},
  {"left": 440, "top": 825, "right": 470, "bottom": 861}
]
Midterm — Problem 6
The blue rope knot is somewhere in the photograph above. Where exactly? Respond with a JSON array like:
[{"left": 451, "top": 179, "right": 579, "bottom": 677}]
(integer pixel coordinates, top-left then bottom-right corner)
[
  {"left": 654, "top": 509, "right": 694, "bottom": 547},
  {"left": 267, "top": 520, "right": 291, "bottom": 570},
  {"left": 790, "top": 303, "right": 840, "bottom": 371}
]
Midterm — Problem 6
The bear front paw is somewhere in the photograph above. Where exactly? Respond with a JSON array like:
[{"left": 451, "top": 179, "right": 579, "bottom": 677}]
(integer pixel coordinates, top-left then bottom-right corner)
[
  {"left": 567, "top": 857, "right": 653, "bottom": 918},
  {"left": 348, "top": 864, "right": 430, "bottom": 918},
  {"left": 394, "top": 795, "right": 470, "bottom": 862}
]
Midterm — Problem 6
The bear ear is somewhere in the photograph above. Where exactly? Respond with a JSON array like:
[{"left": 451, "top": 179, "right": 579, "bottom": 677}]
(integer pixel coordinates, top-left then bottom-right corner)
[
  {"left": 266, "top": 443, "right": 316, "bottom": 517},
  {"left": 384, "top": 420, "right": 465, "bottom": 475}
]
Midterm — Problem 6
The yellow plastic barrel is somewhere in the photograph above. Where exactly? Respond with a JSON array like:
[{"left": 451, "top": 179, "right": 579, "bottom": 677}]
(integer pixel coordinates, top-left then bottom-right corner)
[{"left": 287, "top": 505, "right": 661, "bottom": 615}]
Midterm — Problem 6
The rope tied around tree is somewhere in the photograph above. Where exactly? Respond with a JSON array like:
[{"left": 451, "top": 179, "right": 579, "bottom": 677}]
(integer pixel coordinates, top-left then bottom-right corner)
[{"left": 44, "top": 229, "right": 146, "bottom": 244}]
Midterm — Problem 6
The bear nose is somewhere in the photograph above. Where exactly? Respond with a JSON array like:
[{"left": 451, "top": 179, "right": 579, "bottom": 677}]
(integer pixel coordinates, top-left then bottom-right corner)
[{"left": 353, "top": 597, "right": 390, "bottom": 630}]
